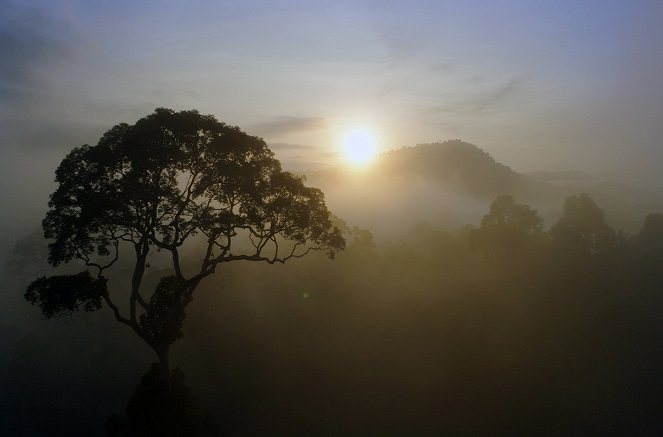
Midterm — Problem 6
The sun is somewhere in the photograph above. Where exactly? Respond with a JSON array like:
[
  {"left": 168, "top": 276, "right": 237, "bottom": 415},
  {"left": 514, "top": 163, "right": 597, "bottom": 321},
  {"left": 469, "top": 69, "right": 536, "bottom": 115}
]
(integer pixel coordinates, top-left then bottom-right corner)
[{"left": 341, "top": 128, "right": 378, "bottom": 168}]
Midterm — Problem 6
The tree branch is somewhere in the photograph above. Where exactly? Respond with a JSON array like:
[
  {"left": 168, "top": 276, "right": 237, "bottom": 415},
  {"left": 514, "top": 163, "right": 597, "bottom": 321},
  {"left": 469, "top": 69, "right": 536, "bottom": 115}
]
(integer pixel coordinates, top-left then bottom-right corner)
[{"left": 99, "top": 278, "right": 131, "bottom": 326}]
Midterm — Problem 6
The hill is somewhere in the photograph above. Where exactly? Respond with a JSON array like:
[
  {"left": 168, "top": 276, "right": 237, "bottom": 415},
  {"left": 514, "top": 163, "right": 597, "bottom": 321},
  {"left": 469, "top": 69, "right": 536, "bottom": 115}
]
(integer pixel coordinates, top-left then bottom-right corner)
[
  {"left": 379, "top": 141, "right": 536, "bottom": 199},
  {"left": 304, "top": 140, "right": 662, "bottom": 236},
  {"left": 307, "top": 140, "right": 553, "bottom": 201}
]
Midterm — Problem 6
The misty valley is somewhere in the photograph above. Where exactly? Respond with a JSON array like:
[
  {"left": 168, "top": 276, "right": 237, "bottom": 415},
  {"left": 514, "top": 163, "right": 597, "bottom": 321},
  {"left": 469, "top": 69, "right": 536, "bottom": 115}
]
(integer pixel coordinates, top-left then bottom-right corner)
[
  {"left": 2, "top": 124, "right": 662, "bottom": 435},
  {"left": 4, "top": 1, "right": 663, "bottom": 435}
]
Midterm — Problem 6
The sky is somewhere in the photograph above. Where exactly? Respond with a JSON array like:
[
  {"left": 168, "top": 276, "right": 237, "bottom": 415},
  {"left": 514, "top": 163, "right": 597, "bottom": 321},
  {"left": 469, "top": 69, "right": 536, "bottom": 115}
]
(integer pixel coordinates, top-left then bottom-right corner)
[{"left": 1, "top": 0, "right": 663, "bottom": 250}]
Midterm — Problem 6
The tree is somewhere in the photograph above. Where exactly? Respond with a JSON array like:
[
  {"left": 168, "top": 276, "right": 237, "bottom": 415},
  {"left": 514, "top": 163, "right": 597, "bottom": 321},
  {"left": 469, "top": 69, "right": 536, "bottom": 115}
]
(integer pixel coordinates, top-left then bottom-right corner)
[
  {"left": 551, "top": 193, "right": 616, "bottom": 257},
  {"left": 470, "top": 194, "right": 543, "bottom": 256},
  {"left": 637, "top": 213, "right": 663, "bottom": 249},
  {"left": 106, "top": 364, "right": 218, "bottom": 437},
  {"left": 628, "top": 213, "right": 663, "bottom": 287},
  {"left": 25, "top": 108, "right": 345, "bottom": 379}
]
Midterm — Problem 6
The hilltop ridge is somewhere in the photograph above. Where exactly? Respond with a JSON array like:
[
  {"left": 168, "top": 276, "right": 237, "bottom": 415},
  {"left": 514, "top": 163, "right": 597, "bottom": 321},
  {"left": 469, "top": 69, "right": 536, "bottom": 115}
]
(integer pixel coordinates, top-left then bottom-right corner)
[{"left": 307, "top": 140, "right": 550, "bottom": 201}]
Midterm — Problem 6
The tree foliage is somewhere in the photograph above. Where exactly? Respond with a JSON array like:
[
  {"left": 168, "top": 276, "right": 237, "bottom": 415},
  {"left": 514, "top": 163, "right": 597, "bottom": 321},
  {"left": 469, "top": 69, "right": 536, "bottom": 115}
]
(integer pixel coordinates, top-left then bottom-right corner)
[
  {"left": 470, "top": 194, "right": 543, "bottom": 255},
  {"left": 25, "top": 271, "right": 104, "bottom": 318},
  {"left": 551, "top": 193, "right": 617, "bottom": 256}
]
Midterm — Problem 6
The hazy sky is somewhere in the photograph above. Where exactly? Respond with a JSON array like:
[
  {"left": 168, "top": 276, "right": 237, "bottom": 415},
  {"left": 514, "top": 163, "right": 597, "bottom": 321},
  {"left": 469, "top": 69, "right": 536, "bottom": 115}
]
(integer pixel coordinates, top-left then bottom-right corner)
[{"left": 1, "top": 0, "right": 663, "bottom": 249}]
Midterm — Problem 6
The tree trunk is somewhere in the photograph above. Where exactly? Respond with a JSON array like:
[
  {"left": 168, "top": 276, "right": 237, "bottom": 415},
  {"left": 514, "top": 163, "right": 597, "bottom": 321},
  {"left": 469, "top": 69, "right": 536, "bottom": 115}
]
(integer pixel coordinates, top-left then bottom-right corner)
[{"left": 155, "top": 345, "right": 171, "bottom": 391}]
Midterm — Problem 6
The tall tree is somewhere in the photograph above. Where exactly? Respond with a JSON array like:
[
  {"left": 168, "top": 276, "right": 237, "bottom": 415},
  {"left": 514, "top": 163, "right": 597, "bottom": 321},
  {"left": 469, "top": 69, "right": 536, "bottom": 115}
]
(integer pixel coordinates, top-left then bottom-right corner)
[
  {"left": 470, "top": 194, "right": 543, "bottom": 257},
  {"left": 551, "top": 193, "right": 616, "bottom": 257},
  {"left": 629, "top": 213, "right": 663, "bottom": 287},
  {"left": 25, "top": 108, "right": 344, "bottom": 377}
]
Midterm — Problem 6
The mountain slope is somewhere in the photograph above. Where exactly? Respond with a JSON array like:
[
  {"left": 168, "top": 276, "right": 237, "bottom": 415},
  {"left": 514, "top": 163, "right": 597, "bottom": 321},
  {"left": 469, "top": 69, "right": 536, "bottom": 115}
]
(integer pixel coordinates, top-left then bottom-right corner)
[
  {"left": 307, "top": 140, "right": 552, "bottom": 201},
  {"left": 379, "top": 141, "right": 532, "bottom": 198}
]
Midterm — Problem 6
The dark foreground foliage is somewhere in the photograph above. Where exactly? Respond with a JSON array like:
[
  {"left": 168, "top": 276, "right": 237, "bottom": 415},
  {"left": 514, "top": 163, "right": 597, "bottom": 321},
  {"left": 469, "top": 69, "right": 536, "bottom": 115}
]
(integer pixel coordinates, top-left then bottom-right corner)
[{"left": 106, "top": 364, "right": 218, "bottom": 437}]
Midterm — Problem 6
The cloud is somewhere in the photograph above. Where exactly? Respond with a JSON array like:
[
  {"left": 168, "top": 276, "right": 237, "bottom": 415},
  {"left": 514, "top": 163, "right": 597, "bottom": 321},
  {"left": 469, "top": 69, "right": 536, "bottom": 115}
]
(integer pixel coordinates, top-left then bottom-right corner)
[
  {"left": 0, "top": 3, "right": 77, "bottom": 104},
  {"left": 269, "top": 142, "right": 316, "bottom": 151},
  {"left": 0, "top": 1, "right": 92, "bottom": 154},
  {"left": 281, "top": 157, "right": 333, "bottom": 172},
  {"left": 424, "top": 76, "right": 525, "bottom": 117},
  {"left": 251, "top": 116, "right": 328, "bottom": 136},
  {"left": 266, "top": 142, "right": 334, "bottom": 172},
  {"left": 482, "top": 77, "right": 522, "bottom": 106}
]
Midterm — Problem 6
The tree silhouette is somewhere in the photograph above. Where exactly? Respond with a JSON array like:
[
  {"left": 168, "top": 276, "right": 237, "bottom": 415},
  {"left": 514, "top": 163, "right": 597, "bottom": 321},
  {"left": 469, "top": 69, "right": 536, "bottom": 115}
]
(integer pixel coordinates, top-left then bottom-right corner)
[
  {"left": 629, "top": 213, "right": 663, "bottom": 288},
  {"left": 25, "top": 108, "right": 344, "bottom": 379},
  {"left": 551, "top": 193, "right": 616, "bottom": 257},
  {"left": 106, "top": 364, "right": 218, "bottom": 437},
  {"left": 470, "top": 194, "right": 543, "bottom": 257}
]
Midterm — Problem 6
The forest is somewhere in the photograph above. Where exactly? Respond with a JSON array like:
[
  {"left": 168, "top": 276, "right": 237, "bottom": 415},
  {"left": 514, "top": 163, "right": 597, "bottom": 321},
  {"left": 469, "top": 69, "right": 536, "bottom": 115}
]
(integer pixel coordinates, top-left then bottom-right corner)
[
  {"left": 3, "top": 185, "right": 662, "bottom": 435},
  {"left": 3, "top": 1, "right": 663, "bottom": 435}
]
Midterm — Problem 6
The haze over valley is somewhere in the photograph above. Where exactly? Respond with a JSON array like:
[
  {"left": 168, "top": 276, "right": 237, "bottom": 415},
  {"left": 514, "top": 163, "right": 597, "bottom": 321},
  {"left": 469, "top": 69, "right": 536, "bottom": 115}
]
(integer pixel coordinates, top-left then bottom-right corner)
[{"left": 2, "top": 1, "right": 663, "bottom": 436}]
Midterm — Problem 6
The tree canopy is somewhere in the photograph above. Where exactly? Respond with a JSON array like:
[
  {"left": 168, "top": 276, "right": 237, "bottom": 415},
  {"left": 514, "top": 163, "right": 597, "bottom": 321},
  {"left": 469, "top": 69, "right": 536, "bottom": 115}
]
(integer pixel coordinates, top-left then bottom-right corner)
[
  {"left": 551, "top": 193, "right": 617, "bottom": 256},
  {"left": 470, "top": 194, "right": 543, "bottom": 255},
  {"left": 26, "top": 108, "right": 344, "bottom": 369}
]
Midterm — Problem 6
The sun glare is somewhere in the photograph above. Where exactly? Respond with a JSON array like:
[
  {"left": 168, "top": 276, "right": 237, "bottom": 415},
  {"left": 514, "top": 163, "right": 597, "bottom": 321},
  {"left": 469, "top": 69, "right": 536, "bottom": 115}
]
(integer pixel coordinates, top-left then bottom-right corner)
[{"left": 341, "top": 128, "right": 378, "bottom": 168}]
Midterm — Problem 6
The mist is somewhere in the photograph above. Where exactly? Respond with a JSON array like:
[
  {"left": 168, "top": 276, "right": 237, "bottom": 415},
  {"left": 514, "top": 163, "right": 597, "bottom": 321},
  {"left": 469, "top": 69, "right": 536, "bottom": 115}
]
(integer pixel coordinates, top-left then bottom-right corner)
[
  {"left": 4, "top": 137, "right": 663, "bottom": 435},
  {"left": 3, "top": 1, "right": 663, "bottom": 436}
]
